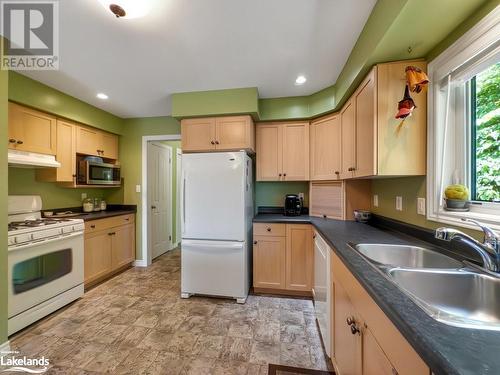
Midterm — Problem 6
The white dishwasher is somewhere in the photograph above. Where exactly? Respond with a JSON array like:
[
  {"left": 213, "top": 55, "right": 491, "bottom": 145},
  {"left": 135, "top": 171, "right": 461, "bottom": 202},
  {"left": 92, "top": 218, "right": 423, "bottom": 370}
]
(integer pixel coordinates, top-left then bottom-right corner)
[{"left": 313, "top": 231, "right": 331, "bottom": 356}]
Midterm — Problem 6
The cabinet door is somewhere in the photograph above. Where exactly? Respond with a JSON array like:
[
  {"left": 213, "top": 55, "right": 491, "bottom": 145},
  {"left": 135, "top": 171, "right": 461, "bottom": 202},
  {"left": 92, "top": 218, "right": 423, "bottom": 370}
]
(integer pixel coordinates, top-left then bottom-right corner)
[
  {"left": 333, "top": 280, "right": 362, "bottom": 375},
  {"left": 56, "top": 120, "right": 76, "bottom": 181},
  {"left": 181, "top": 117, "right": 216, "bottom": 152},
  {"left": 282, "top": 122, "right": 309, "bottom": 181},
  {"left": 363, "top": 328, "right": 396, "bottom": 375},
  {"left": 310, "top": 114, "right": 341, "bottom": 180},
  {"left": 8, "top": 102, "right": 57, "bottom": 155},
  {"left": 286, "top": 224, "right": 313, "bottom": 291},
  {"left": 215, "top": 116, "right": 254, "bottom": 151},
  {"left": 256, "top": 123, "right": 283, "bottom": 181},
  {"left": 76, "top": 126, "right": 101, "bottom": 156},
  {"left": 354, "top": 68, "right": 377, "bottom": 177},
  {"left": 340, "top": 99, "right": 356, "bottom": 179},
  {"left": 253, "top": 235, "right": 286, "bottom": 289},
  {"left": 111, "top": 223, "right": 135, "bottom": 270},
  {"left": 84, "top": 230, "right": 113, "bottom": 285},
  {"left": 101, "top": 132, "right": 119, "bottom": 160}
]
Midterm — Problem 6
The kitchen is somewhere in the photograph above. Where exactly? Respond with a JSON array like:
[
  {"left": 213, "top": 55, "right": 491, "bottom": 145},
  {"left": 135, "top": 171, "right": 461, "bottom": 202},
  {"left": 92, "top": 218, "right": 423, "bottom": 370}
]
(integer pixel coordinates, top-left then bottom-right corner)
[{"left": 1, "top": 1, "right": 500, "bottom": 374}]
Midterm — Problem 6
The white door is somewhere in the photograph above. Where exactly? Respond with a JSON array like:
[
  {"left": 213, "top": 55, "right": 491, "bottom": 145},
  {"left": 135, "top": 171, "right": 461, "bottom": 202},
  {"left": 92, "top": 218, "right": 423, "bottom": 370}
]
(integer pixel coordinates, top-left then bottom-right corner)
[
  {"left": 182, "top": 152, "right": 246, "bottom": 241},
  {"left": 176, "top": 149, "right": 182, "bottom": 245},
  {"left": 148, "top": 142, "right": 173, "bottom": 259}
]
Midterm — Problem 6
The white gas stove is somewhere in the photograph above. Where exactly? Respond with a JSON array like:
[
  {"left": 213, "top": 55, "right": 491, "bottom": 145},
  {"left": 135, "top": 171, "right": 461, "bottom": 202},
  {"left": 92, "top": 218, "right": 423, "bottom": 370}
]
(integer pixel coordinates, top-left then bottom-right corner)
[{"left": 7, "top": 195, "right": 84, "bottom": 335}]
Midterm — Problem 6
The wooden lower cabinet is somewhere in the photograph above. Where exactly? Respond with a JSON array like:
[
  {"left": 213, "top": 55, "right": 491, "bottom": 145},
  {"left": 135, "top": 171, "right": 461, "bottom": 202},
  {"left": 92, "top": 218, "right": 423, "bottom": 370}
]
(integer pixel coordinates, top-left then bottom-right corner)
[
  {"left": 84, "top": 215, "right": 136, "bottom": 287},
  {"left": 253, "top": 223, "right": 313, "bottom": 295},
  {"left": 331, "top": 251, "right": 430, "bottom": 375}
]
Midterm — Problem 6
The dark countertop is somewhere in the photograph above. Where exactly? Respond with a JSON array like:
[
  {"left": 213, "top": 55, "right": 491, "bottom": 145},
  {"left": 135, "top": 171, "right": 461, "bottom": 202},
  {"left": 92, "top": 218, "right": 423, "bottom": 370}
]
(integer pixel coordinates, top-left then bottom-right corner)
[
  {"left": 45, "top": 205, "right": 137, "bottom": 222},
  {"left": 254, "top": 213, "right": 500, "bottom": 375}
]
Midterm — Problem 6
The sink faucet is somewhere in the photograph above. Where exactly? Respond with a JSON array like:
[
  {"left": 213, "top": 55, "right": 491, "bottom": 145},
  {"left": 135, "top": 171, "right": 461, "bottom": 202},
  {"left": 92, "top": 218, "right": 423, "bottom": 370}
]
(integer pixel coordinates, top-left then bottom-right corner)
[{"left": 435, "top": 218, "right": 500, "bottom": 272}]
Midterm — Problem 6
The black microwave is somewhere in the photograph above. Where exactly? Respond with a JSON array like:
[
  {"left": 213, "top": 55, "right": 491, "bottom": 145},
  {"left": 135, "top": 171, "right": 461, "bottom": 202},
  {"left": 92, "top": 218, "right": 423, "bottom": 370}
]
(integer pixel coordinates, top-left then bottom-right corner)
[{"left": 78, "top": 161, "right": 121, "bottom": 185}]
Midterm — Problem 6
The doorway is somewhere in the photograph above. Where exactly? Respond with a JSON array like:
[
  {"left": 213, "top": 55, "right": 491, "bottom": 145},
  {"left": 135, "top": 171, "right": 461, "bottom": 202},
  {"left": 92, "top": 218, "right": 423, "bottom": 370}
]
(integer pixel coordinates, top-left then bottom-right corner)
[{"left": 142, "top": 135, "right": 181, "bottom": 265}]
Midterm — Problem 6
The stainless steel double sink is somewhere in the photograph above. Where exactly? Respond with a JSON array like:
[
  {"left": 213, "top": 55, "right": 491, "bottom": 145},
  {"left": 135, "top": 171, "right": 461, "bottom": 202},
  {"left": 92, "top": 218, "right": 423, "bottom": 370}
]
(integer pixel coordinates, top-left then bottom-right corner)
[{"left": 353, "top": 243, "right": 500, "bottom": 331}]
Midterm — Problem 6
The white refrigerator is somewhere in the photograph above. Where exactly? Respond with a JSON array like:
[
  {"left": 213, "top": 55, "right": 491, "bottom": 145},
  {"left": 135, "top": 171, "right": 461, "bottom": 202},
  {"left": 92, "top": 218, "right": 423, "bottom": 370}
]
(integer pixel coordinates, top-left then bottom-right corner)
[{"left": 181, "top": 151, "right": 253, "bottom": 303}]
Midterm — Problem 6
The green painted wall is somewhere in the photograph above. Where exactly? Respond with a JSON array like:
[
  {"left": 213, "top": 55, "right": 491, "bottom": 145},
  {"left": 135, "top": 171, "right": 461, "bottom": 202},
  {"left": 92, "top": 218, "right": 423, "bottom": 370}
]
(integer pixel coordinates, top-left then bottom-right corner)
[
  {"left": 8, "top": 72, "right": 123, "bottom": 134},
  {"left": 255, "top": 182, "right": 309, "bottom": 210},
  {"left": 159, "top": 140, "right": 182, "bottom": 244},
  {"left": 120, "top": 117, "right": 181, "bottom": 260},
  {"left": 172, "top": 87, "right": 259, "bottom": 119},
  {"left": 0, "top": 61, "right": 8, "bottom": 345},
  {"left": 8, "top": 168, "right": 123, "bottom": 209}
]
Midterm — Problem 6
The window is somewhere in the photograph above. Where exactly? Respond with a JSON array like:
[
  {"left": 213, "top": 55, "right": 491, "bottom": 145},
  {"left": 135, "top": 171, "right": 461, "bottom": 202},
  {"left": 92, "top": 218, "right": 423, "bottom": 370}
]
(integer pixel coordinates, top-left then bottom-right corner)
[
  {"left": 470, "top": 62, "right": 500, "bottom": 202},
  {"left": 428, "top": 7, "right": 500, "bottom": 231}
]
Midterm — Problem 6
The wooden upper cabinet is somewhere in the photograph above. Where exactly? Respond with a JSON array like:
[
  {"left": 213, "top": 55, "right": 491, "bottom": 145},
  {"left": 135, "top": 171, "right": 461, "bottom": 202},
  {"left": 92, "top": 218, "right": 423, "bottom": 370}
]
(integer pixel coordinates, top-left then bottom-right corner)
[
  {"left": 354, "top": 68, "right": 377, "bottom": 178},
  {"left": 101, "top": 132, "right": 119, "bottom": 160},
  {"left": 256, "top": 123, "right": 283, "bottom": 181},
  {"left": 256, "top": 121, "right": 309, "bottom": 181},
  {"left": 215, "top": 116, "right": 254, "bottom": 151},
  {"left": 282, "top": 122, "right": 309, "bottom": 181},
  {"left": 181, "top": 115, "right": 255, "bottom": 153},
  {"left": 340, "top": 99, "right": 356, "bottom": 179},
  {"left": 253, "top": 235, "right": 286, "bottom": 289},
  {"left": 76, "top": 126, "right": 119, "bottom": 159},
  {"left": 36, "top": 119, "right": 76, "bottom": 183},
  {"left": 310, "top": 113, "right": 341, "bottom": 180},
  {"left": 8, "top": 102, "right": 57, "bottom": 155},
  {"left": 181, "top": 117, "right": 216, "bottom": 152},
  {"left": 285, "top": 224, "right": 313, "bottom": 291}
]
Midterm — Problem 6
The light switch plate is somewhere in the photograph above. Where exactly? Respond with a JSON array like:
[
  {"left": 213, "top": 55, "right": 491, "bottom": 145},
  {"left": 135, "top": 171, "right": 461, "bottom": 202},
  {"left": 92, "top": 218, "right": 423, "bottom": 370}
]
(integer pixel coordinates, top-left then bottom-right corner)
[
  {"left": 396, "top": 196, "right": 403, "bottom": 211},
  {"left": 417, "top": 197, "right": 426, "bottom": 215},
  {"left": 373, "top": 194, "right": 379, "bottom": 207},
  {"left": 135, "top": 185, "right": 141, "bottom": 193}
]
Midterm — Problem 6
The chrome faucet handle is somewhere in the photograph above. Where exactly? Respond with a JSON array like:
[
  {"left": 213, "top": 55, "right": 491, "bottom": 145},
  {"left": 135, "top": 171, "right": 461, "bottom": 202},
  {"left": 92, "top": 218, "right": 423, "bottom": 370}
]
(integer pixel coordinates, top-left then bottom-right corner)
[{"left": 461, "top": 218, "right": 500, "bottom": 253}]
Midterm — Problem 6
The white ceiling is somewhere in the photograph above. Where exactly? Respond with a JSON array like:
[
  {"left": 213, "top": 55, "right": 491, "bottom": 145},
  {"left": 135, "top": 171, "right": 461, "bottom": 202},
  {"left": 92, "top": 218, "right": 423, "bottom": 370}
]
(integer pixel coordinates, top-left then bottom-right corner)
[{"left": 20, "top": 0, "right": 376, "bottom": 118}]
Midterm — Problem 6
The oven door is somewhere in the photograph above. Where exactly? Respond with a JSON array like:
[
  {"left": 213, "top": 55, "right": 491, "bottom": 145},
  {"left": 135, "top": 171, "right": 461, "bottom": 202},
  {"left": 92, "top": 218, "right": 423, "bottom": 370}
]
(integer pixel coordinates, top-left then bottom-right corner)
[
  {"left": 87, "top": 162, "right": 121, "bottom": 185},
  {"left": 8, "top": 232, "right": 84, "bottom": 318}
]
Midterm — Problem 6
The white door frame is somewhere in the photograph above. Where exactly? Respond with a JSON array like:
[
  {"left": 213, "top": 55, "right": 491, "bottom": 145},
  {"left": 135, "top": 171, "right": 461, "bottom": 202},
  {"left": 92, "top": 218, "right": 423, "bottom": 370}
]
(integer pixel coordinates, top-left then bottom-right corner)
[
  {"left": 141, "top": 134, "right": 181, "bottom": 267},
  {"left": 176, "top": 148, "right": 182, "bottom": 247}
]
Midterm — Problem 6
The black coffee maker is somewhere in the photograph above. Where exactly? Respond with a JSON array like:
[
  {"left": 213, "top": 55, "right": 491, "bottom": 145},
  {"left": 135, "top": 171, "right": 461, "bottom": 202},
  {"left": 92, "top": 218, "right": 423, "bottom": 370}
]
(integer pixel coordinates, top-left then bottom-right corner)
[{"left": 284, "top": 194, "right": 302, "bottom": 216}]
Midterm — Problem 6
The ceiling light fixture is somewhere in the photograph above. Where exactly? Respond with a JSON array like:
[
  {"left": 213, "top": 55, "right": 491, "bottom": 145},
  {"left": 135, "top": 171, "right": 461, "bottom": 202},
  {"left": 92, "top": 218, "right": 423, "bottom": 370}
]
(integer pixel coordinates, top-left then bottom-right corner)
[
  {"left": 295, "top": 75, "right": 307, "bottom": 85},
  {"left": 97, "top": 0, "right": 156, "bottom": 19},
  {"left": 97, "top": 93, "right": 109, "bottom": 100}
]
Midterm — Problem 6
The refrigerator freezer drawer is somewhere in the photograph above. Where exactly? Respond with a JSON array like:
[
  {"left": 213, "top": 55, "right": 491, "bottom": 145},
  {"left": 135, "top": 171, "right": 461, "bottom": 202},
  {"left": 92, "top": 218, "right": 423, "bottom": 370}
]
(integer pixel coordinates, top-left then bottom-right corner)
[{"left": 181, "top": 240, "right": 249, "bottom": 300}]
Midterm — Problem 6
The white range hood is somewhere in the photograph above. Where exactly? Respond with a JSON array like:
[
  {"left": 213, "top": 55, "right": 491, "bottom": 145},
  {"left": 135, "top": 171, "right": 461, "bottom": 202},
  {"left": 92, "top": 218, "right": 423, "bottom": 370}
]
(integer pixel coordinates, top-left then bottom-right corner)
[{"left": 8, "top": 149, "right": 61, "bottom": 168}]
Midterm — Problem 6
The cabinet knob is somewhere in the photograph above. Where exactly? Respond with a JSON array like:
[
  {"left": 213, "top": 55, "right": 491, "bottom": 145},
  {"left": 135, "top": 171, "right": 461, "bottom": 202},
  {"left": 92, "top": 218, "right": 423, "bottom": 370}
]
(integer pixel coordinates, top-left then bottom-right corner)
[
  {"left": 90, "top": 225, "right": 96, "bottom": 229},
  {"left": 253, "top": 241, "right": 258, "bottom": 245},
  {"left": 346, "top": 316, "right": 355, "bottom": 326},
  {"left": 215, "top": 140, "right": 220, "bottom": 145},
  {"left": 266, "top": 227, "right": 271, "bottom": 232},
  {"left": 283, "top": 173, "right": 287, "bottom": 177},
  {"left": 211, "top": 141, "right": 215, "bottom": 145},
  {"left": 16, "top": 140, "right": 23, "bottom": 145},
  {"left": 335, "top": 171, "right": 340, "bottom": 175},
  {"left": 125, "top": 218, "right": 130, "bottom": 221},
  {"left": 8, "top": 139, "right": 16, "bottom": 143},
  {"left": 350, "top": 324, "right": 360, "bottom": 335},
  {"left": 151, "top": 205, "right": 157, "bottom": 210},
  {"left": 278, "top": 173, "right": 282, "bottom": 177}
]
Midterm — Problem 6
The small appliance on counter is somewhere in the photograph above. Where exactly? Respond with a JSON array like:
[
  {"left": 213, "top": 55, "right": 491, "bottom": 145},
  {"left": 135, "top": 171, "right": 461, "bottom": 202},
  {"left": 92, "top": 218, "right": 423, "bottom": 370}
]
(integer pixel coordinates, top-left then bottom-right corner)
[
  {"left": 284, "top": 194, "right": 303, "bottom": 216},
  {"left": 353, "top": 209, "right": 372, "bottom": 223}
]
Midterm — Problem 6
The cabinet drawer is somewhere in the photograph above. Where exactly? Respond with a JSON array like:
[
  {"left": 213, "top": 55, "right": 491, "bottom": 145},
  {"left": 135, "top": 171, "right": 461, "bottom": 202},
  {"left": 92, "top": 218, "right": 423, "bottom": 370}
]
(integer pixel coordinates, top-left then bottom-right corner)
[
  {"left": 85, "top": 214, "right": 135, "bottom": 234},
  {"left": 253, "top": 223, "right": 286, "bottom": 237}
]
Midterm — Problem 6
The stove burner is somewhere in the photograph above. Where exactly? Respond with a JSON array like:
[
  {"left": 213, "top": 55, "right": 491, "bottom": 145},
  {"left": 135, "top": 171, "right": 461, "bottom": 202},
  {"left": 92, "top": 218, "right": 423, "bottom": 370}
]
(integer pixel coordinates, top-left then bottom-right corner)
[{"left": 8, "top": 218, "right": 72, "bottom": 231}]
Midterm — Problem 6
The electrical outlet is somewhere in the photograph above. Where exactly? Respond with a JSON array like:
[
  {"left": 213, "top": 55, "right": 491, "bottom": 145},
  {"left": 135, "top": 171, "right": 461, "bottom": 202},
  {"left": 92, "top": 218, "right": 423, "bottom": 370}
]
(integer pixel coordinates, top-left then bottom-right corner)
[
  {"left": 298, "top": 192, "right": 304, "bottom": 200},
  {"left": 135, "top": 185, "right": 141, "bottom": 193},
  {"left": 417, "top": 197, "right": 426, "bottom": 215},
  {"left": 396, "top": 196, "right": 403, "bottom": 211},
  {"left": 373, "top": 194, "right": 379, "bottom": 207},
  {"left": 81, "top": 193, "right": 87, "bottom": 200}
]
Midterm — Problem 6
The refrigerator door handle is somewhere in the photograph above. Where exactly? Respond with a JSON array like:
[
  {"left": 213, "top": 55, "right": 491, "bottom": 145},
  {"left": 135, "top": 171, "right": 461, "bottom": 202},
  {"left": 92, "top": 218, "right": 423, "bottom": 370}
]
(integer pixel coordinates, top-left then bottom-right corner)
[{"left": 183, "top": 177, "right": 186, "bottom": 233}]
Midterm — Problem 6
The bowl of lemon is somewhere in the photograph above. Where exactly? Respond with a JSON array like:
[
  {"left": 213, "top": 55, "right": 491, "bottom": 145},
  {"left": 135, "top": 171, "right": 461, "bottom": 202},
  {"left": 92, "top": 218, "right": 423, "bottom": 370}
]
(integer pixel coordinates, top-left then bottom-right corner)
[{"left": 444, "top": 184, "right": 470, "bottom": 211}]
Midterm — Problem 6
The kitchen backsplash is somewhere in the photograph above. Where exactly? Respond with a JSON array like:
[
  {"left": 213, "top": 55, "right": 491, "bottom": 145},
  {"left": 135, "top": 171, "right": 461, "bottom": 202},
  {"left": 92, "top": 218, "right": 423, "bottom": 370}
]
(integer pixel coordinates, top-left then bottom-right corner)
[
  {"left": 8, "top": 167, "right": 124, "bottom": 209},
  {"left": 255, "top": 181, "right": 309, "bottom": 210}
]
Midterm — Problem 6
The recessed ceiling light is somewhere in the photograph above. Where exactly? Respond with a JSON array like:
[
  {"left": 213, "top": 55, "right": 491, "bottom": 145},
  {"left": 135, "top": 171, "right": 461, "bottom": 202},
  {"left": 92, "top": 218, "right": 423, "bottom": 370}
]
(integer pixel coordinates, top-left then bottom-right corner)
[
  {"left": 295, "top": 75, "right": 307, "bottom": 85},
  {"left": 97, "top": 93, "right": 109, "bottom": 100},
  {"left": 97, "top": 0, "right": 156, "bottom": 19}
]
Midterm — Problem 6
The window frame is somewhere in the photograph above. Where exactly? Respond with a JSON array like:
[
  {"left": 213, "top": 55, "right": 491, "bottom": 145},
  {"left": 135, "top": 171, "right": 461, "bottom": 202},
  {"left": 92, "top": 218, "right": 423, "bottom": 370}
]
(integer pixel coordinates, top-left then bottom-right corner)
[{"left": 427, "top": 7, "right": 500, "bottom": 232}]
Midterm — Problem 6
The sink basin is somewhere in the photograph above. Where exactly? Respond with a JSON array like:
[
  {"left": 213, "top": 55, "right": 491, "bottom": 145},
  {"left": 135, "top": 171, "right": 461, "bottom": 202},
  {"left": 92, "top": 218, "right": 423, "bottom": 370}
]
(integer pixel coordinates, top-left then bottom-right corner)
[
  {"left": 354, "top": 243, "right": 463, "bottom": 269},
  {"left": 389, "top": 268, "right": 500, "bottom": 330}
]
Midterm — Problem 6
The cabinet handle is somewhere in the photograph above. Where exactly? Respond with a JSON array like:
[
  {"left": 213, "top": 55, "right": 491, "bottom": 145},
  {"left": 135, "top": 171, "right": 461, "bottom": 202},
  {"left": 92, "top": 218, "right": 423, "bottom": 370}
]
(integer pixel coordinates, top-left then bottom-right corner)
[
  {"left": 335, "top": 171, "right": 340, "bottom": 175},
  {"left": 350, "top": 324, "right": 360, "bottom": 335},
  {"left": 125, "top": 218, "right": 130, "bottom": 221},
  {"left": 211, "top": 141, "right": 215, "bottom": 145},
  {"left": 253, "top": 241, "right": 258, "bottom": 245},
  {"left": 151, "top": 205, "right": 157, "bottom": 210},
  {"left": 346, "top": 316, "right": 355, "bottom": 326},
  {"left": 215, "top": 140, "right": 220, "bottom": 145},
  {"left": 90, "top": 225, "right": 96, "bottom": 229},
  {"left": 266, "top": 227, "right": 271, "bottom": 232},
  {"left": 16, "top": 140, "right": 23, "bottom": 145},
  {"left": 8, "top": 139, "right": 16, "bottom": 143},
  {"left": 108, "top": 232, "right": 116, "bottom": 236}
]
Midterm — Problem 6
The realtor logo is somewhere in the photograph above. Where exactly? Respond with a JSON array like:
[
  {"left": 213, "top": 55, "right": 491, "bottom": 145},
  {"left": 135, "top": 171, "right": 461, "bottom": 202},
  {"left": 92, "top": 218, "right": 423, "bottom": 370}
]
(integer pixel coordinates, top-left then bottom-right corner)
[{"left": 1, "top": 0, "right": 59, "bottom": 70}]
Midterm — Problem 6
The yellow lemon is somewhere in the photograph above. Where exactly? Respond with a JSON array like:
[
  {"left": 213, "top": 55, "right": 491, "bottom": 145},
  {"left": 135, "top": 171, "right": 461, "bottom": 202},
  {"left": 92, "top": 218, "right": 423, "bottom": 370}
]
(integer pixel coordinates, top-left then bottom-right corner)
[{"left": 445, "top": 184, "right": 469, "bottom": 200}]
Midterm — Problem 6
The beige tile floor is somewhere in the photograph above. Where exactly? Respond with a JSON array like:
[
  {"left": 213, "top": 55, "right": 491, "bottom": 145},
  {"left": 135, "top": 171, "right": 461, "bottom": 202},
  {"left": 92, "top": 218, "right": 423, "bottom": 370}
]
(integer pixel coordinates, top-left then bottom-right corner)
[{"left": 9, "top": 249, "right": 333, "bottom": 374}]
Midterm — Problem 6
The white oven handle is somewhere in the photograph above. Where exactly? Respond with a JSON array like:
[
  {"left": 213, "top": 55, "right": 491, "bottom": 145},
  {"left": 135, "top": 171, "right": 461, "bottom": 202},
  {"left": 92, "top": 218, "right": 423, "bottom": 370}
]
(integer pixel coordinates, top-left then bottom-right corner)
[{"left": 8, "top": 231, "right": 83, "bottom": 252}]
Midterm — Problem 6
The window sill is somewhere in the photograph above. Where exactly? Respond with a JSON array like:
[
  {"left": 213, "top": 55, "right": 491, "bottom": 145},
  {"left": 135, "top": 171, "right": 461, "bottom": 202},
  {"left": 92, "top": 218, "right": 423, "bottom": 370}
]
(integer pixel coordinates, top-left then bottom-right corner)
[{"left": 428, "top": 207, "right": 500, "bottom": 233}]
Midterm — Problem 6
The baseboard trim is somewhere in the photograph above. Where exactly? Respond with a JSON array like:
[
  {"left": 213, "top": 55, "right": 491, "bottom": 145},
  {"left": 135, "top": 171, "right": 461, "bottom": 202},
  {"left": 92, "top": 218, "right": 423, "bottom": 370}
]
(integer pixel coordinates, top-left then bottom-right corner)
[
  {"left": 0, "top": 340, "right": 11, "bottom": 353},
  {"left": 133, "top": 259, "right": 148, "bottom": 267}
]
